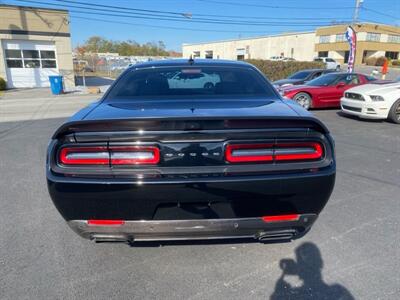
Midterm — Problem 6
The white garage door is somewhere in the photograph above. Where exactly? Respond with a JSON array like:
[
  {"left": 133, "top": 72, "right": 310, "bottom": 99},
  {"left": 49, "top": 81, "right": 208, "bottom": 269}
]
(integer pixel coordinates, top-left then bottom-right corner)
[{"left": 3, "top": 40, "right": 59, "bottom": 88}]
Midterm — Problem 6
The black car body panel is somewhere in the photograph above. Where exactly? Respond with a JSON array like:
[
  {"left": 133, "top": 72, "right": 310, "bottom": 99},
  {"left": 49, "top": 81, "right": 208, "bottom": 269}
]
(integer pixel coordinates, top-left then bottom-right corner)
[{"left": 47, "top": 59, "right": 335, "bottom": 243}]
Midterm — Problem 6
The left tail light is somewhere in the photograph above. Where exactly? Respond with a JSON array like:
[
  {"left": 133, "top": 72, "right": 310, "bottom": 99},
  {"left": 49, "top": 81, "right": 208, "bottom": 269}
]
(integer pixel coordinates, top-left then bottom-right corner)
[
  {"left": 58, "top": 145, "right": 160, "bottom": 166},
  {"left": 59, "top": 146, "right": 109, "bottom": 165}
]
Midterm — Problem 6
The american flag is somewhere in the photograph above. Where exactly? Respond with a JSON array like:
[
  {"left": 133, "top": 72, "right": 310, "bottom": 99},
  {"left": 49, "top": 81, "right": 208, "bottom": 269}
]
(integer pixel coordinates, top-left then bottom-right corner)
[{"left": 345, "top": 26, "right": 357, "bottom": 73}]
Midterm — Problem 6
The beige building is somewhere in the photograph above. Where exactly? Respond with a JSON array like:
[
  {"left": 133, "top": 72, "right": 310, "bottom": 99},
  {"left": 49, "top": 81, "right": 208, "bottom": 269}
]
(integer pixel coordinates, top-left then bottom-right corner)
[
  {"left": 315, "top": 23, "right": 400, "bottom": 65},
  {"left": 182, "top": 23, "right": 400, "bottom": 66},
  {"left": 183, "top": 31, "right": 316, "bottom": 61},
  {"left": 0, "top": 4, "right": 75, "bottom": 89}
]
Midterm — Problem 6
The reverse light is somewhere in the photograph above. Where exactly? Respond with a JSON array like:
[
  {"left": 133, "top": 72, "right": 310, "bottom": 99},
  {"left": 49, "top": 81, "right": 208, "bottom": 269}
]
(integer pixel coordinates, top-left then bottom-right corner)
[
  {"left": 110, "top": 146, "right": 160, "bottom": 165},
  {"left": 59, "top": 146, "right": 109, "bottom": 165},
  {"left": 225, "top": 142, "right": 324, "bottom": 163},
  {"left": 226, "top": 144, "right": 274, "bottom": 163},
  {"left": 262, "top": 214, "right": 300, "bottom": 222}
]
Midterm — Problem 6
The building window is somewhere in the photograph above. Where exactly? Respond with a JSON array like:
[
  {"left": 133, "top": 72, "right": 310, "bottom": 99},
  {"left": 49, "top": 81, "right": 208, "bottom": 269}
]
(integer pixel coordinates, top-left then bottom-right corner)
[
  {"left": 336, "top": 34, "right": 346, "bottom": 42},
  {"left": 193, "top": 51, "right": 200, "bottom": 58},
  {"left": 388, "top": 35, "right": 400, "bottom": 43},
  {"left": 4, "top": 49, "right": 57, "bottom": 69},
  {"left": 366, "top": 32, "right": 381, "bottom": 42},
  {"left": 385, "top": 51, "right": 399, "bottom": 60},
  {"left": 5, "top": 49, "right": 23, "bottom": 68},
  {"left": 319, "top": 35, "right": 330, "bottom": 43},
  {"left": 205, "top": 50, "right": 213, "bottom": 59},
  {"left": 318, "top": 51, "right": 328, "bottom": 57}
]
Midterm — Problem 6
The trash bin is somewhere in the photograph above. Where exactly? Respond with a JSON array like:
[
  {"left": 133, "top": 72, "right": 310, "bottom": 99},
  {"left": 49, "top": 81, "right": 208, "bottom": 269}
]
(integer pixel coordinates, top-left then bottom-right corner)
[{"left": 49, "top": 75, "right": 64, "bottom": 95}]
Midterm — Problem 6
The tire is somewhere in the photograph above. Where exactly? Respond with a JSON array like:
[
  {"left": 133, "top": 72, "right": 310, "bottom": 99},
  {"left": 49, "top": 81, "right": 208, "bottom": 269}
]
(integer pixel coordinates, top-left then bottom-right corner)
[
  {"left": 335, "top": 65, "right": 341, "bottom": 71},
  {"left": 293, "top": 92, "right": 312, "bottom": 110},
  {"left": 388, "top": 99, "right": 400, "bottom": 124},
  {"left": 203, "top": 82, "right": 214, "bottom": 89}
]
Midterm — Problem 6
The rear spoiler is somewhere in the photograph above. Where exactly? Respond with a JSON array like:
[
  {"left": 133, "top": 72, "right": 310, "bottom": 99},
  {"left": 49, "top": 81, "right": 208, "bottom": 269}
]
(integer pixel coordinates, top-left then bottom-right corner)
[{"left": 52, "top": 116, "right": 330, "bottom": 139}]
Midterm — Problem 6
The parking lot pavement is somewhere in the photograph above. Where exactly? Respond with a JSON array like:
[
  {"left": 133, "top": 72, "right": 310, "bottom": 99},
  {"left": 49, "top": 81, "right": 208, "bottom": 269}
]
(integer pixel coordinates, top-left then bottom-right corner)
[{"left": 1, "top": 97, "right": 399, "bottom": 300}]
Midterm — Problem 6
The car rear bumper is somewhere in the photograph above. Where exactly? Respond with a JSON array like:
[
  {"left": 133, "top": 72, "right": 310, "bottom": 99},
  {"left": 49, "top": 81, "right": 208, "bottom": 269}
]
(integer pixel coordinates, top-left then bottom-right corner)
[{"left": 68, "top": 213, "right": 317, "bottom": 243}]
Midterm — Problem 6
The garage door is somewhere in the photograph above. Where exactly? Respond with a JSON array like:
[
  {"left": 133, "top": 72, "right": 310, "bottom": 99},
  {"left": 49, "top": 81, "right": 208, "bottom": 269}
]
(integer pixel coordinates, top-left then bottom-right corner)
[{"left": 3, "top": 40, "right": 58, "bottom": 88}]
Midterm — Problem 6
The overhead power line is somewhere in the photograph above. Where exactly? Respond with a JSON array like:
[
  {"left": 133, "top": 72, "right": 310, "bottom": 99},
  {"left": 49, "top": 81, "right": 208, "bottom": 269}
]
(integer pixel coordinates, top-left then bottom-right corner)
[
  {"left": 361, "top": 7, "right": 399, "bottom": 20},
  {"left": 70, "top": 15, "right": 282, "bottom": 34},
  {"left": 16, "top": 0, "right": 350, "bottom": 26},
  {"left": 55, "top": 0, "right": 353, "bottom": 21},
  {"left": 194, "top": 0, "right": 356, "bottom": 10}
]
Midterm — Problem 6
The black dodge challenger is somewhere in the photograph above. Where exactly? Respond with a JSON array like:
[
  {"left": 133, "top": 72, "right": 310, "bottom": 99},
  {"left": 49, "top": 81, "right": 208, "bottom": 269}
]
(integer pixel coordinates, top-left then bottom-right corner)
[{"left": 47, "top": 59, "right": 335, "bottom": 243}]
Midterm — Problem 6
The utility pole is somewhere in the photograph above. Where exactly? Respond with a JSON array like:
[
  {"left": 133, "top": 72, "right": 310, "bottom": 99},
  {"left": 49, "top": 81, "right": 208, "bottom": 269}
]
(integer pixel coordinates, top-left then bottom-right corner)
[{"left": 353, "top": 0, "right": 364, "bottom": 24}]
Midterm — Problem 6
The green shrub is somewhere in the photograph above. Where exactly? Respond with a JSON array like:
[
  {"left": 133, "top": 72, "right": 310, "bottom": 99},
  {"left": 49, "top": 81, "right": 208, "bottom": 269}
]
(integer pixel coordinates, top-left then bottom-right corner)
[
  {"left": 375, "top": 56, "right": 386, "bottom": 66},
  {"left": 0, "top": 77, "right": 6, "bottom": 90},
  {"left": 245, "top": 59, "right": 325, "bottom": 81},
  {"left": 365, "top": 57, "right": 377, "bottom": 66}
]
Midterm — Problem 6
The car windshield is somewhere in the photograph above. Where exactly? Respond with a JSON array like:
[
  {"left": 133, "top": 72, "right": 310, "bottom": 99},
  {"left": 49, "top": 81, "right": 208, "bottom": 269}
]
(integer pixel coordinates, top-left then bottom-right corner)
[
  {"left": 105, "top": 66, "right": 276, "bottom": 100},
  {"left": 306, "top": 74, "right": 340, "bottom": 86},
  {"left": 288, "top": 71, "right": 312, "bottom": 80}
]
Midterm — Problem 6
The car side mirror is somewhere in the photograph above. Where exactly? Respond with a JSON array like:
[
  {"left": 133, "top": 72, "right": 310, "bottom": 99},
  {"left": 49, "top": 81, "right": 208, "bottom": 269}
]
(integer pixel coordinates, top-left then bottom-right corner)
[{"left": 336, "top": 82, "right": 346, "bottom": 88}]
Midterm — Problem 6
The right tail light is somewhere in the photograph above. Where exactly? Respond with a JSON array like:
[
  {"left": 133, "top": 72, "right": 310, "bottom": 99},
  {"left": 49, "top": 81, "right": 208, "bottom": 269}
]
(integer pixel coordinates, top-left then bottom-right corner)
[{"left": 225, "top": 142, "right": 323, "bottom": 163}]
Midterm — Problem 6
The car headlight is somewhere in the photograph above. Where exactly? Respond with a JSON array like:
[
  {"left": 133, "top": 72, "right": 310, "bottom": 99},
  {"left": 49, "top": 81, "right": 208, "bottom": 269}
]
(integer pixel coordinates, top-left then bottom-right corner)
[
  {"left": 279, "top": 90, "right": 285, "bottom": 96},
  {"left": 370, "top": 95, "right": 385, "bottom": 101}
]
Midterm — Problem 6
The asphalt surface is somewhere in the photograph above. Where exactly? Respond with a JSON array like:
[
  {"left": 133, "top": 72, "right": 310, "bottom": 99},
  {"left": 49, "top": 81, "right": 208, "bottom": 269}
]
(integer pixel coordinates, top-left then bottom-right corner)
[{"left": 0, "top": 95, "right": 399, "bottom": 300}]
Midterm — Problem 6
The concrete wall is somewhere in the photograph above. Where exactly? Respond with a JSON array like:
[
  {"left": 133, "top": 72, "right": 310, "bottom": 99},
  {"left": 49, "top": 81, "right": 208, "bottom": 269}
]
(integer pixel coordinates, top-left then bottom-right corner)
[
  {"left": 0, "top": 5, "right": 74, "bottom": 89},
  {"left": 182, "top": 32, "right": 316, "bottom": 62}
]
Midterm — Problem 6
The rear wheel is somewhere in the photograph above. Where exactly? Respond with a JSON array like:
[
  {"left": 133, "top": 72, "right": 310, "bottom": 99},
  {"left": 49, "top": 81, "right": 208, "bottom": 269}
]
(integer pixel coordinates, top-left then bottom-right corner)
[
  {"left": 293, "top": 92, "right": 312, "bottom": 110},
  {"left": 203, "top": 82, "right": 214, "bottom": 89},
  {"left": 388, "top": 99, "right": 400, "bottom": 124}
]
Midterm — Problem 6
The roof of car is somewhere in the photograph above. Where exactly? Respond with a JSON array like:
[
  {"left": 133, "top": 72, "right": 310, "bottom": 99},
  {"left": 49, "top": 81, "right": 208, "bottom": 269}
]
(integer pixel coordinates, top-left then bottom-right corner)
[{"left": 129, "top": 58, "right": 254, "bottom": 69}]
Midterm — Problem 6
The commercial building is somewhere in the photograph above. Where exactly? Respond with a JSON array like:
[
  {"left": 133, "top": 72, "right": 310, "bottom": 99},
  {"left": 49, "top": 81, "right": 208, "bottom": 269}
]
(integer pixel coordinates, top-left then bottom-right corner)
[
  {"left": 182, "top": 23, "right": 400, "bottom": 65},
  {"left": 0, "top": 4, "right": 74, "bottom": 89}
]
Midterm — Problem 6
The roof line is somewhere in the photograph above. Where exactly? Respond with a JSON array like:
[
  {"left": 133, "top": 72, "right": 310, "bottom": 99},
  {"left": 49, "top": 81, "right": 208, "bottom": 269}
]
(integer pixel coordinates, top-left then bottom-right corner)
[
  {"left": 0, "top": 4, "right": 69, "bottom": 13},
  {"left": 182, "top": 30, "right": 315, "bottom": 46}
]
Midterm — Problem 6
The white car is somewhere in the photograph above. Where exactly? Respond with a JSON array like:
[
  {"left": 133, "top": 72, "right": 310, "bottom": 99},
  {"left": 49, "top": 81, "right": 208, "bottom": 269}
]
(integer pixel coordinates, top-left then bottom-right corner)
[
  {"left": 168, "top": 72, "right": 220, "bottom": 89},
  {"left": 340, "top": 81, "right": 400, "bottom": 123},
  {"left": 314, "top": 57, "right": 341, "bottom": 71}
]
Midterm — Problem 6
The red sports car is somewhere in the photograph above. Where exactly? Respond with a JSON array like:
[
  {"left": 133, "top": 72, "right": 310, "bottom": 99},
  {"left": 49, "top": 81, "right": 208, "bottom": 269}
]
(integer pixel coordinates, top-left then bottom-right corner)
[{"left": 281, "top": 72, "right": 376, "bottom": 109}]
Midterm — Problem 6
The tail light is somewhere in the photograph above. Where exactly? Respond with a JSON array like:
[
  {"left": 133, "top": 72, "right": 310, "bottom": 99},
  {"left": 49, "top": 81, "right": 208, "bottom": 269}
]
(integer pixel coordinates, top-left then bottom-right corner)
[
  {"left": 110, "top": 146, "right": 160, "bottom": 165},
  {"left": 59, "top": 145, "right": 160, "bottom": 166},
  {"left": 225, "top": 142, "right": 323, "bottom": 163},
  {"left": 59, "top": 146, "right": 109, "bottom": 165}
]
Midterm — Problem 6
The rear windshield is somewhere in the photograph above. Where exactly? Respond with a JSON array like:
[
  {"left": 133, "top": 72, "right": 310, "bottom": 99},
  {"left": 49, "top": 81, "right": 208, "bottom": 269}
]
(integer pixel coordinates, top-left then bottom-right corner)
[
  {"left": 288, "top": 71, "right": 312, "bottom": 80},
  {"left": 105, "top": 66, "right": 276, "bottom": 100}
]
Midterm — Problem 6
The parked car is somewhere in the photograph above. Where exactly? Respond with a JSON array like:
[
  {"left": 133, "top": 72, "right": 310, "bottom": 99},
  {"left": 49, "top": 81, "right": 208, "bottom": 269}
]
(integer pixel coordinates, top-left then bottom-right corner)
[
  {"left": 314, "top": 57, "right": 341, "bottom": 71},
  {"left": 269, "top": 56, "right": 284, "bottom": 61},
  {"left": 46, "top": 59, "right": 335, "bottom": 244},
  {"left": 273, "top": 69, "right": 336, "bottom": 88},
  {"left": 281, "top": 72, "right": 376, "bottom": 109},
  {"left": 340, "top": 81, "right": 400, "bottom": 123},
  {"left": 168, "top": 71, "right": 220, "bottom": 89},
  {"left": 282, "top": 57, "right": 296, "bottom": 62}
]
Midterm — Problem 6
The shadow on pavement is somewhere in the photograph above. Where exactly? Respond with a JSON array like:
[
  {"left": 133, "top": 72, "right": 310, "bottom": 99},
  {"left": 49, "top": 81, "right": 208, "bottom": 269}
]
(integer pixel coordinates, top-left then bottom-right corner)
[{"left": 270, "top": 242, "right": 354, "bottom": 300}]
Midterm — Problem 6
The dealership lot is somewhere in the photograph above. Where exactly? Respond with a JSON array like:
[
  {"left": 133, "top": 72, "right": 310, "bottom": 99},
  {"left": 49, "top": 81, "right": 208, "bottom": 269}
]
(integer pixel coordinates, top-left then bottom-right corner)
[{"left": 0, "top": 95, "right": 399, "bottom": 299}]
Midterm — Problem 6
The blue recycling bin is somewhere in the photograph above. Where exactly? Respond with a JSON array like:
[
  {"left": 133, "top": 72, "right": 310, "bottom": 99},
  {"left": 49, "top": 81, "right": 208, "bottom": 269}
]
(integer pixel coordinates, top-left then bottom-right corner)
[{"left": 49, "top": 75, "right": 64, "bottom": 95}]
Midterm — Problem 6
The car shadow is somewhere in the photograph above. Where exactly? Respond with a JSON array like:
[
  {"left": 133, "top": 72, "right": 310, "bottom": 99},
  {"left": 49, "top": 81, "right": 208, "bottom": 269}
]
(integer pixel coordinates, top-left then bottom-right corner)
[{"left": 270, "top": 242, "right": 355, "bottom": 300}]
